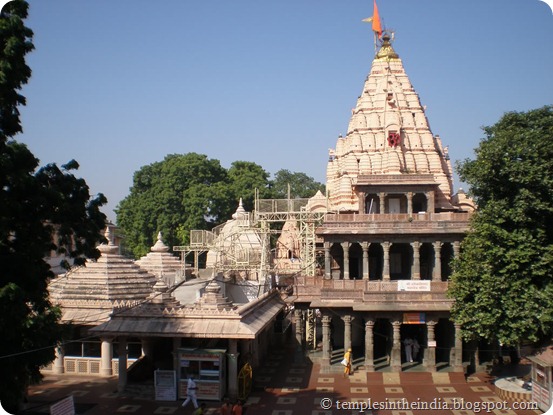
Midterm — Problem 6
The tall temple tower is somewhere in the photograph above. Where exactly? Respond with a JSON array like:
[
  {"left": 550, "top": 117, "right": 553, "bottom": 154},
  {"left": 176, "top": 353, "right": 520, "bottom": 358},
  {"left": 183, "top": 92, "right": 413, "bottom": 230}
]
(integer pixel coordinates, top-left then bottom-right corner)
[
  {"left": 292, "top": 28, "right": 475, "bottom": 373},
  {"left": 326, "top": 32, "right": 465, "bottom": 214}
]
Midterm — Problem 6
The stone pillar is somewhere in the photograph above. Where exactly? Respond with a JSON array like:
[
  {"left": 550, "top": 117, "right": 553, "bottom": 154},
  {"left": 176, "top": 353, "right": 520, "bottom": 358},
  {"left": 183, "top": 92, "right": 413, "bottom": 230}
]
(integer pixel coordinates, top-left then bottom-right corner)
[
  {"left": 426, "top": 321, "right": 437, "bottom": 372},
  {"left": 411, "top": 241, "right": 421, "bottom": 280},
  {"left": 343, "top": 315, "right": 353, "bottom": 353},
  {"left": 453, "top": 323, "right": 463, "bottom": 372},
  {"left": 433, "top": 241, "right": 442, "bottom": 281},
  {"left": 407, "top": 192, "right": 413, "bottom": 215},
  {"left": 324, "top": 242, "right": 331, "bottom": 279},
  {"left": 364, "top": 319, "right": 375, "bottom": 372},
  {"left": 117, "top": 337, "right": 128, "bottom": 393},
  {"left": 391, "top": 320, "right": 402, "bottom": 371},
  {"left": 341, "top": 242, "right": 351, "bottom": 280},
  {"left": 322, "top": 315, "right": 332, "bottom": 366},
  {"left": 379, "top": 192, "right": 386, "bottom": 214},
  {"left": 227, "top": 339, "right": 239, "bottom": 399},
  {"left": 100, "top": 337, "right": 113, "bottom": 377},
  {"left": 362, "top": 242, "right": 370, "bottom": 280},
  {"left": 426, "top": 191, "right": 435, "bottom": 214},
  {"left": 53, "top": 344, "right": 65, "bottom": 374},
  {"left": 453, "top": 241, "right": 461, "bottom": 259},
  {"left": 358, "top": 192, "right": 366, "bottom": 213},
  {"left": 294, "top": 309, "right": 304, "bottom": 350},
  {"left": 382, "top": 242, "right": 391, "bottom": 281}
]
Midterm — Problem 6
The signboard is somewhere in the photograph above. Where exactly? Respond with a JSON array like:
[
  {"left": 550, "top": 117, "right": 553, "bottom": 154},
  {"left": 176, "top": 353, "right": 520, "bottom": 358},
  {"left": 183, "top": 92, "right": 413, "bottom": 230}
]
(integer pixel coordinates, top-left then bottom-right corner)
[
  {"left": 427, "top": 340, "right": 437, "bottom": 348},
  {"left": 398, "top": 280, "right": 431, "bottom": 292},
  {"left": 155, "top": 370, "right": 177, "bottom": 401},
  {"left": 403, "top": 313, "right": 426, "bottom": 324},
  {"left": 50, "top": 396, "right": 75, "bottom": 415}
]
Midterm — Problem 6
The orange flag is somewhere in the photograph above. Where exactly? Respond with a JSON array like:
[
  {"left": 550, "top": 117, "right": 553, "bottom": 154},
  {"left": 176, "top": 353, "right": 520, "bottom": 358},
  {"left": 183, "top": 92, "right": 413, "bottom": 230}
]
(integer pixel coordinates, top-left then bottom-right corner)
[{"left": 372, "top": 0, "right": 382, "bottom": 37}]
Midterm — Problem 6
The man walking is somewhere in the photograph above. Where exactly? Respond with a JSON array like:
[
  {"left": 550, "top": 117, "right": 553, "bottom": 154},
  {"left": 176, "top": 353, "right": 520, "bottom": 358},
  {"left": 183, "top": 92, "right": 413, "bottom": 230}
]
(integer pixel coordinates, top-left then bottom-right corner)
[{"left": 182, "top": 375, "right": 199, "bottom": 410}]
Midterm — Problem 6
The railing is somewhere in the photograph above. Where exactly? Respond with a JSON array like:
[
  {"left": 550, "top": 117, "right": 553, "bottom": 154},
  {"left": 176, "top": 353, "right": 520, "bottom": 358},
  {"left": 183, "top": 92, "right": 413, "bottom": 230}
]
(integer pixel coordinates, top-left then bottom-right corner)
[
  {"left": 323, "top": 212, "right": 472, "bottom": 223},
  {"left": 296, "top": 277, "right": 449, "bottom": 292},
  {"left": 256, "top": 198, "right": 310, "bottom": 214},
  {"left": 41, "top": 357, "right": 137, "bottom": 375}
]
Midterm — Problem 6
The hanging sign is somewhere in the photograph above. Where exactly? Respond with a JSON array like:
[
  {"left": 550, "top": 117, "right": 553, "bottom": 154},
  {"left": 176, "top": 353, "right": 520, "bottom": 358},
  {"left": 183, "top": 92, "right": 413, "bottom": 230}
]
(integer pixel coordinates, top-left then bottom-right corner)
[
  {"left": 398, "top": 280, "right": 430, "bottom": 291},
  {"left": 403, "top": 313, "right": 426, "bottom": 324}
]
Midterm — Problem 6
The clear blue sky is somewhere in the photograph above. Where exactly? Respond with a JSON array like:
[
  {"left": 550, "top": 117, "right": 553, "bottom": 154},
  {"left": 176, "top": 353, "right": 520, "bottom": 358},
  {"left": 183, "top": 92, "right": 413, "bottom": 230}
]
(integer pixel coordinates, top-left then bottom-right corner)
[{"left": 18, "top": 0, "right": 553, "bottom": 221}]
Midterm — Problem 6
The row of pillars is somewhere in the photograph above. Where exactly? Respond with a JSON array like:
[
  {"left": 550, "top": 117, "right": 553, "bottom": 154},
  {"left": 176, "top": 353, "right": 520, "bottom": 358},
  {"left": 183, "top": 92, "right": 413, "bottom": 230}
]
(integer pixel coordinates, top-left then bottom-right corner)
[
  {"left": 53, "top": 337, "right": 241, "bottom": 399},
  {"left": 359, "top": 190, "right": 435, "bottom": 215},
  {"left": 294, "top": 310, "right": 463, "bottom": 372},
  {"left": 323, "top": 240, "right": 461, "bottom": 280}
]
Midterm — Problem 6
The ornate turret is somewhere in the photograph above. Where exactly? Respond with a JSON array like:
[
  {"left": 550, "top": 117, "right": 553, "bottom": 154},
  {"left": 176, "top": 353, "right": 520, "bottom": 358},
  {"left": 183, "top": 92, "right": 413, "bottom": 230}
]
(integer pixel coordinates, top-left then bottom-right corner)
[
  {"left": 135, "top": 232, "right": 182, "bottom": 286},
  {"left": 326, "top": 30, "right": 456, "bottom": 212}
]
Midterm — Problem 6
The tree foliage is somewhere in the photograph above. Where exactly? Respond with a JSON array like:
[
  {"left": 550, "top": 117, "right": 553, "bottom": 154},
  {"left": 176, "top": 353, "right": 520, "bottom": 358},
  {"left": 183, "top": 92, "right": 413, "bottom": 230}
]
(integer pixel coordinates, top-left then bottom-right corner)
[
  {"left": 116, "top": 158, "right": 325, "bottom": 259},
  {"left": 271, "top": 169, "right": 325, "bottom": 199},
  {"left": 449, "top": 106, "right": 553, "bottom": 346},
  {"left": 116, "top": 154, "right": 273, "bottom": 258},
  {"left": 0, "top": 2, "right": 107, "bottom": 411}
]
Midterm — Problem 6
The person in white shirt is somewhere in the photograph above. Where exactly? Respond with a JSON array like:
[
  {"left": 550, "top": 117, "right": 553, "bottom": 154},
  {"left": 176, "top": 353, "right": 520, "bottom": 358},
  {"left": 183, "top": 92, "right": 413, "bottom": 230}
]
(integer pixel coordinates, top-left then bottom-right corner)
[{"left": 181, "top": 375, "right": 199, "bottom": 409}]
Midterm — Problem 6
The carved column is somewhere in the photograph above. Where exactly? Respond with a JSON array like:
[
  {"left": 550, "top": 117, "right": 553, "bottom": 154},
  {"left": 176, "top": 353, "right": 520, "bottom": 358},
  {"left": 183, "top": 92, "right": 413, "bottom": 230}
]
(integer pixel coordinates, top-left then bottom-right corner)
[
  {"left": 407, "top": 192, "right": 413, "bottom": 215},
  {"left": 322, "top": 315, "right": 332, "bottom": 366},
  {"left": 453, "top": 241, "right": 461, "bottom": 259},
  {"left": 294, "top": 309, "right": 304, "bottom": 350},
  {"left": 411, "top": 241, "right": 421, "bottom": 280},
  {"left": 324, "top": 242, "right": 331, "bottom": 279},
  {"left": 343, "top": 315, "right": 353, "bottom": 353},
  {"left": 117, "top": 337, "right": 128, "bottom": 392},
  {"left": 433, "top": 241, "right": 442, "bottom": 281},
  {"left": 391, "top": 320, "right": 402, "bottom": 371},
  {"left": 341, "top": 242, "right": 351, "bottom": 280},
  {"left": 379, "top": 192, "right": 386, "bottom": 214},
  {"left": 426, "top": 191, "right": 435, "bottom": 214},
  {"left": 100, "top": 337, "right": 113, "bottom": 377},
  {"left": 382, "top": 242, "right": 391, "bottom": 281},
  {"left": 362, "top": 241, "right": 370, "bottom": 280},
  {"left": 358, "top": 192, "right": 366, "bottom": 213},
  {"left": 53, "top": 344, "right": 65, "bottom": 374},
  {"left": 453, "top": 323, "right": 463, "bottom": 372},
  {"left": 426, "top": 321, "right": 437, "bottom": 372},
  {"left": 227, "top": 339, "right": 239, "bottom": 399},
  {"left": 364, "top": 319, "right": 375, "bottom": 372}
]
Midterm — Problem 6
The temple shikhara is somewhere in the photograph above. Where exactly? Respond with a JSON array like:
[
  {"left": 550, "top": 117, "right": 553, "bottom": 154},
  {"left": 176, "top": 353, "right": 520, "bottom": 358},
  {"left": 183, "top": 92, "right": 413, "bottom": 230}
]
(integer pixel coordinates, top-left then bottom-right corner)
[{"left": 46, "top": 14, "right": 477, "bottom": 401}]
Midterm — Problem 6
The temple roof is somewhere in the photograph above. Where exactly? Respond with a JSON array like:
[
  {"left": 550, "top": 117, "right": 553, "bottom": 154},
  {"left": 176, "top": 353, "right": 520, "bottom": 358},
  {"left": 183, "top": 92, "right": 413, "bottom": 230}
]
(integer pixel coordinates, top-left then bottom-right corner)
[
  {"left": 326, "top": 30, "right": 456, "bottom": 211},
  {"left": 49, "top": 228, "right": 157, "bottom": 324},
  {"left": 135, "top": 232, "right": 182, "bottom": 283}
]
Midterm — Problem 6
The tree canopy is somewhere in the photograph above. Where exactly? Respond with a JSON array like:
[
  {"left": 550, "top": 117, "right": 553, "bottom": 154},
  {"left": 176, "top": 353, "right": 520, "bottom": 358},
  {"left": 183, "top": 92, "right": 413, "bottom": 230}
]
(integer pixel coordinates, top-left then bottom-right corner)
[
  {"left": 449, "top": 106, "right": 553, "bottom": 346},
  {"left": 116, "top": 157, "right": 325, "bottom": 258},
  {"left": 272, "top": 169, "right": 325, "bottom": 199},
  {"left": 0, "top": 2, "right": 107, "bottom": 411}
]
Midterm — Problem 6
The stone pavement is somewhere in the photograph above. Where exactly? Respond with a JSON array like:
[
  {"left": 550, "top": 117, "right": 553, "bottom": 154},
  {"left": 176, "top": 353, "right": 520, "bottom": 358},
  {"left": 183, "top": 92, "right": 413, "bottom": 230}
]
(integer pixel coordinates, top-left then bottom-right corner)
[{"left": 21, "top": 349, "right": 545, "bottom": 415}]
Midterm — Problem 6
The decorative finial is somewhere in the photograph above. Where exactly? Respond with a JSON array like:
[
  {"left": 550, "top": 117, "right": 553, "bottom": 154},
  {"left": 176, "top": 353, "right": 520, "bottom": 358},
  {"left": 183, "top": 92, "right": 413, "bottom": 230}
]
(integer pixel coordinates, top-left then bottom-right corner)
[
  {"left": 375, "top": 30, "right": 399, "bottom": 61},
  {"left": 151, "top": 231, "right": 169, "bottom": 252}
]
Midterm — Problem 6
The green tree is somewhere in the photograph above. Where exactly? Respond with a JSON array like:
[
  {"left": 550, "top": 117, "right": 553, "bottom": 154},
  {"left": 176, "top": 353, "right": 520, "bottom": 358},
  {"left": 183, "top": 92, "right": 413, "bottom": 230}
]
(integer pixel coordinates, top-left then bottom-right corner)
[
  {"left": 227, "top": 161, "right": 271, "bottom": 212},
  {"left": 0, "top": 2, "right": 107, "bottom": 411},
  {"left": 449, "top": 106, "right": 553, "bottom": 346},
  {"left": 116, "top": 153, "right": 231, "bottom": 258},
  {"left": 271, "top": 169, "right": 325, "bottom": 199}
]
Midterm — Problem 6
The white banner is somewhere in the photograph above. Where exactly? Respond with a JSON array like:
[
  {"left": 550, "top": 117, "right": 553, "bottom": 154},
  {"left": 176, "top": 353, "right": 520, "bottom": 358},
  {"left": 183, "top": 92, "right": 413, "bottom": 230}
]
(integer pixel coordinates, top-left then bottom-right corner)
[{"left": 398, "top": 280, "right": 431, "bottom": 292}]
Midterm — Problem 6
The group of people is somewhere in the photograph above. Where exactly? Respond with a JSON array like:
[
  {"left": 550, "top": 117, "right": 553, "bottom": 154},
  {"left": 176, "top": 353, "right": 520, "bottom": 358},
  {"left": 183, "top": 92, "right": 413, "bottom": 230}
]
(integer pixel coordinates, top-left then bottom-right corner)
[
  {"left": 403, "top": 336, "right": 420, "bottom": 363},
  {"left": 181, "top": 375, "right": 244, "bottom": 414}
]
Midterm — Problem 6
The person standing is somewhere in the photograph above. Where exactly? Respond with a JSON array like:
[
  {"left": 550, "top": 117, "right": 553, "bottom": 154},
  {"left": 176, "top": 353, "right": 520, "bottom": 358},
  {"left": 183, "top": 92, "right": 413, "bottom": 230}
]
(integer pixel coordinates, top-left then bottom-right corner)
[
  {"left": 404, "top": 337, "right": 413, "bottom": 363},
  {"left": 342, "top": 348, "right": 352, "bottom": 377},
  {"left": 182, "top": 375, "right": 199, "bottom": 410},
  {"left": 412, "top": 338, "right": 420, "bottom": 362}
]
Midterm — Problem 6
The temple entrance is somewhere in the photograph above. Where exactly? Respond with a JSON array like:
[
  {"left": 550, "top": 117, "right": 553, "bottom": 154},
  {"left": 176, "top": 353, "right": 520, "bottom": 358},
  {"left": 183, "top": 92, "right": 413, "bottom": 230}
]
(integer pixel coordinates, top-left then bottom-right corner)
[
  {"left": 436, "top": 319, "right": 454, "bottom": 369},
  {"left": 400, "top": 324, "right": 425, "bottom": 368},
  {"left": 373, "top": 319, "right": 392, "bottom": 370}
]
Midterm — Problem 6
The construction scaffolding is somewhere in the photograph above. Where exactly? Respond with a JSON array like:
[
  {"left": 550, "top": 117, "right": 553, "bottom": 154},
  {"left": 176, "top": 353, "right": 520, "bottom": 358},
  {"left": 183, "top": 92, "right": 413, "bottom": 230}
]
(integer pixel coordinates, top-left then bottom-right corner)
[{"left": 173, "top": 192, "right": 327, "bottom": 281}]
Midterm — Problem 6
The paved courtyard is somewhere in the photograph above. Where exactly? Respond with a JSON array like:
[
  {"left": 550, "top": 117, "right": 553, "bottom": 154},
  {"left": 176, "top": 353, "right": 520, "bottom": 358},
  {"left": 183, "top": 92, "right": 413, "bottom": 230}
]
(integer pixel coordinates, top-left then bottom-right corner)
[{"left": 21, "top": 348, "right": 543, "bottom": 415}]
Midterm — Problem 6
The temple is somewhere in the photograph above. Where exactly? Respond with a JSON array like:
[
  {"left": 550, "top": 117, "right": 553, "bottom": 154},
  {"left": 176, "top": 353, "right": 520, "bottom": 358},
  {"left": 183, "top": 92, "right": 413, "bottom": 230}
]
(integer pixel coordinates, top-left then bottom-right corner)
[{"left": 292, "top": 31, "right": 475, "bottom": 372}]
